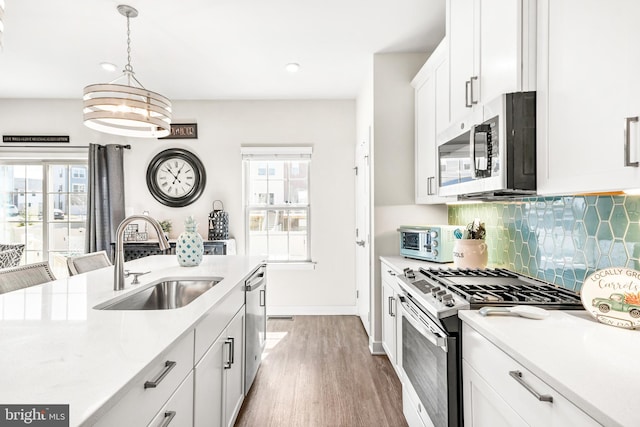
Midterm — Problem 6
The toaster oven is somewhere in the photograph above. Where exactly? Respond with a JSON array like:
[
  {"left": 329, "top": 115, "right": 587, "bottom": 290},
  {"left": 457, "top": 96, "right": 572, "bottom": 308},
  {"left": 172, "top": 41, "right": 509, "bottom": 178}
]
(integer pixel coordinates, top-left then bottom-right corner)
[{"left": 398, "top": 225, "right": 459, "bottom": 263}]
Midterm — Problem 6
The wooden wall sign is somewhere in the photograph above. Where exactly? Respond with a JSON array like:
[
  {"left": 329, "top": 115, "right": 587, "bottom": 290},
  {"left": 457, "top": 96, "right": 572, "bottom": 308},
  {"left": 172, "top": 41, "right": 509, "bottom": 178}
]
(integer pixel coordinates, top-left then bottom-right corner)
[
  {"left": 3, "top": 135, "right": 70, "bottom": 143},
  {"left": 161, "top": 123, "right": 198, "bottom": 139}
]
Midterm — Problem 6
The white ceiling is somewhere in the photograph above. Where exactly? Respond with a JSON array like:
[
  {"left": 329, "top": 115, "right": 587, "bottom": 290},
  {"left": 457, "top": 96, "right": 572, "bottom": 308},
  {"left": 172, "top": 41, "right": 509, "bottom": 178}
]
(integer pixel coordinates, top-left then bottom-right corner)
[{"left": 0, "top": 0, "right": 445, "bottom": 100}]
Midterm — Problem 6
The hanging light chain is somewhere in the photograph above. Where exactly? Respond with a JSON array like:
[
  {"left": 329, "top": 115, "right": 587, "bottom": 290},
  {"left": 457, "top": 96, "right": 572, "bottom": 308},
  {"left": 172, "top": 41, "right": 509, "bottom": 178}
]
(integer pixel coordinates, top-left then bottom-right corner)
[{"left": 124, "top": 11, "right": 133, "bottom": 74}]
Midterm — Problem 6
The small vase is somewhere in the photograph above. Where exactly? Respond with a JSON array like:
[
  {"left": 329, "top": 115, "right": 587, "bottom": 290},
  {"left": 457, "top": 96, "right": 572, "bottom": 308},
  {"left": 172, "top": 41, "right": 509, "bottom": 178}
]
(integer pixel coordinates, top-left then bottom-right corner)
[
  {"left": 176, "top": 216, "right": 204, "bottom": 267},
  {"left": 453, "top": 239, "right": 488, "bottom": 269}
]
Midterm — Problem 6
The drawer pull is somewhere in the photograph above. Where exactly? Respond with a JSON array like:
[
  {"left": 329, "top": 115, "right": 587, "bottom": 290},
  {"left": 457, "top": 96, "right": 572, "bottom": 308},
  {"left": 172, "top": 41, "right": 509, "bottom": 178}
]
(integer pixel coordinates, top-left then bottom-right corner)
[
  {"left": 509, "top": 370, "right": 553, "bottom": 403},
  {"left": 144, "top": 360, "right": 176, "bottom": 389},
  {"left": 160, "top": 411, "right": 176, "bottom": 427},
  {"left": 224, "top": 338, "right": 234, "bottom": 369},
  {"left": 625, "top": 116, "right": 639, "bottom": 167}
]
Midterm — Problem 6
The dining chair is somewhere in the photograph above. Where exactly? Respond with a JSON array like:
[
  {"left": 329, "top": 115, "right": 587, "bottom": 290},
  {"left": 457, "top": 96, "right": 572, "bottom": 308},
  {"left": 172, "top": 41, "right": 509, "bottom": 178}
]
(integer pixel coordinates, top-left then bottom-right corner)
[
  {"left": 0, "top": 261, "right": 56, "bottom": 294},
  {"left": 0, "top": 243, "right": 25, "bottom": 269},
  {"left": 67, "top": 251, "right": 112, "bottom": 276}
]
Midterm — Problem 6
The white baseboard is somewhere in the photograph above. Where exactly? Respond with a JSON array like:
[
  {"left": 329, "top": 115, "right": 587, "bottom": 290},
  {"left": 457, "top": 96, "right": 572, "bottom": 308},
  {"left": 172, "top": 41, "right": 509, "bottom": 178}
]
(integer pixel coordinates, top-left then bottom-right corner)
[
  {"left": 369, "top": 340, "right": 385, "bottom": 355},
  {"left": 267, "top": 305, "right": 357, "bottom": 316}
]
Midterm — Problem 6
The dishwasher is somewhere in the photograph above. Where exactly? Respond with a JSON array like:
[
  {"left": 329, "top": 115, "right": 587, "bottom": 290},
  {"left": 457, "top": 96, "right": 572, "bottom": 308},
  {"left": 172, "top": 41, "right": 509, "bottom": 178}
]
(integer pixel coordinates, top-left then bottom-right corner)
[{"left": 244, "top": 264, "right": 267, "bottom": 394}]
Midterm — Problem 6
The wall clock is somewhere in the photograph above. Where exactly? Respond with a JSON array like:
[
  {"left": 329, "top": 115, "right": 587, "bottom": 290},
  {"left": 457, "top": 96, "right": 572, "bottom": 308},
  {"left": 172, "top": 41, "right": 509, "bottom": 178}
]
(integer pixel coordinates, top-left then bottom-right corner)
[{"left": 146, "top": 148, "right": 206, "bottom": 207}]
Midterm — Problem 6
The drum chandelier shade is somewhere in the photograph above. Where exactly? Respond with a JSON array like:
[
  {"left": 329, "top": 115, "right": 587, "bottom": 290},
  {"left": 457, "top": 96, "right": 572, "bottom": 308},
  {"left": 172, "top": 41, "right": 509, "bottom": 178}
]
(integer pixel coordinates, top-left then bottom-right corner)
[{"left": 83, "top": 5, "right": 172, "bottom": 138}]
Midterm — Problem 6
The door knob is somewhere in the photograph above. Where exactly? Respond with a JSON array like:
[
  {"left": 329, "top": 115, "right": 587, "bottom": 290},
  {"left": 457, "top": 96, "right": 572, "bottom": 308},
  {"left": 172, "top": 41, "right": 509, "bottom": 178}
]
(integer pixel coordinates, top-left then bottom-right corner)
[{"left": 356, "top": 240, "right": 365, "bottom": 247}]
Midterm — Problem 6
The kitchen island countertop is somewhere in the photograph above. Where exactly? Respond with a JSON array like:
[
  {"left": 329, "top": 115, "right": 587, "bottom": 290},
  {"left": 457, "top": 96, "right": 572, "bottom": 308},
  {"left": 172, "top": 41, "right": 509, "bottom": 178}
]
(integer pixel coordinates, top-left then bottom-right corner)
[
  {"left": 0, "top": 255, "right": 263, "bottom": 426},
  {"left": 460, "top": 309, "right": 640, "bottom": 427}
]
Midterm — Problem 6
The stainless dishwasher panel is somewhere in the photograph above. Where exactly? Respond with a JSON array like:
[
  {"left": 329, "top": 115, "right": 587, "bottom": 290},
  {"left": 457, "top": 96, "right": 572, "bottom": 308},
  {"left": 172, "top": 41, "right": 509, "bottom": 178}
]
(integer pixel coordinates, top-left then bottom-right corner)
[{"left": 244, "top": 264, "right": 266, "bottom": 394}]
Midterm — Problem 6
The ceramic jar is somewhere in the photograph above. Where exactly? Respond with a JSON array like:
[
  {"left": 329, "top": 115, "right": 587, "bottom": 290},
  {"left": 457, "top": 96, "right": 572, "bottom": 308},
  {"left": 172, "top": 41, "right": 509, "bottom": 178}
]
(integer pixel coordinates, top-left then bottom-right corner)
[
  {"left": 176, "top": 216, "right": 204, "bottom": 267},
  {"left": 453, "top": 239, "right": 488, "bottom": 269}
]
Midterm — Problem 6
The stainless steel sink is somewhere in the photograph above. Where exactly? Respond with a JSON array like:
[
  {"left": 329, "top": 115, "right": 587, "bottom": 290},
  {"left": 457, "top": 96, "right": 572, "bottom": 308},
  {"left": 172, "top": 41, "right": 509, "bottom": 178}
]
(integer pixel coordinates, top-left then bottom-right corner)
[{"left": 95, "top": 277, "right": 223, "bottom": 310}]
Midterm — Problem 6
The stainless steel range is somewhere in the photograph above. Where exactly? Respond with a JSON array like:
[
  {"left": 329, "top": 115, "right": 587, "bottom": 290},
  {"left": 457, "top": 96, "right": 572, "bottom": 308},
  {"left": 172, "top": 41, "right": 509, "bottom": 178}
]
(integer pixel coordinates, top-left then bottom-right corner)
[{"left": 396, "top": 267, "right": 583, "bottom": 427}]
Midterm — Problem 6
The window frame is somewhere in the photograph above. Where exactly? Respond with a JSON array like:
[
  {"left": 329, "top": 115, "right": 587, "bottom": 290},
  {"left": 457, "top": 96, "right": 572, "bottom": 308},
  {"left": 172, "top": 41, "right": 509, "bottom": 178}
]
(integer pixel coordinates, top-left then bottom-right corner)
[{"left": 242, "top": 147, "right": 312, "bottom": 264}]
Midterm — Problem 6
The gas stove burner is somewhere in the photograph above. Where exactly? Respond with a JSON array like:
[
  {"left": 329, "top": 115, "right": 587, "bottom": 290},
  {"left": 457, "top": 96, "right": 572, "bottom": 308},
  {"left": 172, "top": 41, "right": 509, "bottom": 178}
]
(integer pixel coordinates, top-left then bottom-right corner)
[{"left": 403, "top": 267, "right": 416, "bottom": 279}]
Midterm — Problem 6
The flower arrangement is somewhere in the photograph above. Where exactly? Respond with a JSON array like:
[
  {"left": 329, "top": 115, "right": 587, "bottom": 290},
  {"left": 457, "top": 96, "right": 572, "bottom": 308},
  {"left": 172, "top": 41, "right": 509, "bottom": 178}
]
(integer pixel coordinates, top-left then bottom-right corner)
[
  {"left": 455, "top": 218, "right": 486, "bottom": 240},
  {"left": 159, "top": 219, "right": 172, "bottom": 234}
]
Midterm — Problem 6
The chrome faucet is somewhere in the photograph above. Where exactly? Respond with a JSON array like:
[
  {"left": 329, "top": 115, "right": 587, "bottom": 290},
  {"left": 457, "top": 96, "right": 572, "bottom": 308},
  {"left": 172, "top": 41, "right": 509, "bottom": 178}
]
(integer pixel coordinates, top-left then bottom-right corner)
[{"left": 114, "top": 215, "right": 171, "bottom": 291}]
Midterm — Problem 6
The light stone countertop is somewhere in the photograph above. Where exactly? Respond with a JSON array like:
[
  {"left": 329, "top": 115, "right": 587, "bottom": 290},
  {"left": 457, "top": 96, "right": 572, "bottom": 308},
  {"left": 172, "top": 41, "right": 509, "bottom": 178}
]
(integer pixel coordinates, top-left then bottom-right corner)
[
  {"left": 459, "top": 310, "right": 640, "bottom": 427},
  {"left": 0, "top": 255, "right": 264, "bottom": 426}
]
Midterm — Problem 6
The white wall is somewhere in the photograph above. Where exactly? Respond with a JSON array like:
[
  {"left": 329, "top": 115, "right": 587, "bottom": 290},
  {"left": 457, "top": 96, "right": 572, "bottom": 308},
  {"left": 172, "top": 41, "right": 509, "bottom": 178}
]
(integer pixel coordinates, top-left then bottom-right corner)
[
  {"left": 365, "top": 53, "right": 448, "bottom": 350},
  {"left": 0, "top": 98, "right": 357, "bottom": 314}
]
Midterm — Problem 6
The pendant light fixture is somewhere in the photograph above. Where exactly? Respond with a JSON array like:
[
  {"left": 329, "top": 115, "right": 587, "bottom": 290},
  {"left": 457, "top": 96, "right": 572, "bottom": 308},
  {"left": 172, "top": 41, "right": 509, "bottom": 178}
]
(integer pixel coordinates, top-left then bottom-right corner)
[{"left": 83, "top": 4, "right": 172, "bottom": 138}]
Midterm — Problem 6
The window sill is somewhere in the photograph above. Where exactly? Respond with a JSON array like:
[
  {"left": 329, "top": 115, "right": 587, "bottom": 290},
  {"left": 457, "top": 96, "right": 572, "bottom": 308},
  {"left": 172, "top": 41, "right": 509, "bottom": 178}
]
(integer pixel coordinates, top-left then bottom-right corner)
[{"left": 266, "top": 261, "right": 316, "bottom": 271}]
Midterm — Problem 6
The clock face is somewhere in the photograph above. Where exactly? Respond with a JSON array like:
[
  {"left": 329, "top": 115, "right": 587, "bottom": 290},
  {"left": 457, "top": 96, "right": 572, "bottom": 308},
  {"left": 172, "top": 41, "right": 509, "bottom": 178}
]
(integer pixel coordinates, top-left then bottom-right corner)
[{"left": 146, "top": 149, "right": 206, "bottom": 207}]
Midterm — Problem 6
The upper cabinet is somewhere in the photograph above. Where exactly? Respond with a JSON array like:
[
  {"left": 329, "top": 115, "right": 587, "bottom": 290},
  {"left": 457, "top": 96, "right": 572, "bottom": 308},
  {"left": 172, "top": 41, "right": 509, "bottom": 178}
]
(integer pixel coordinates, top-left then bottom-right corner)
[
  {"left": 448, "top": 0, "right": 536, "bottom": 123},
  {"left": 536, "top": 0, "right": 640, "bottom": 195},
  {"left": 413, "top": 39, "right": 456, "bottom": 204}
]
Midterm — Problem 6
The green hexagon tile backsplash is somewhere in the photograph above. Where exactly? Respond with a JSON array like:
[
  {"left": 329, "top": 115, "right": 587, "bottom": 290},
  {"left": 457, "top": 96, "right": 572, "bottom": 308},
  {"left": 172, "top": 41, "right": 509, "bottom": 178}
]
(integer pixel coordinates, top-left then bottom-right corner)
[{"left": 448, "top": 195, "right": 640, "bottom": 292}]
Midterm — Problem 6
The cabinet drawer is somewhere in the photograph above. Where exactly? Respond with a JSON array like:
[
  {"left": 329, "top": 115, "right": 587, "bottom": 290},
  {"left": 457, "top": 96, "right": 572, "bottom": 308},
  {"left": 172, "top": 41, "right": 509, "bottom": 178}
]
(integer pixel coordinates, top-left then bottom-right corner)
[
  {"left": 381, "top": 262, "right": 401, "bottom": 291},
  {"left": 95, "top": 330, "right": 195, "bottom": 427},
  {"left": 462, "top": 324, "right": 598, "bottom": 426},
  {"left": 147, "top": 372, "right": 194, "bottom": 427},
  {"left": 194, "top": 282, "right": 244, "bottom": 362}
]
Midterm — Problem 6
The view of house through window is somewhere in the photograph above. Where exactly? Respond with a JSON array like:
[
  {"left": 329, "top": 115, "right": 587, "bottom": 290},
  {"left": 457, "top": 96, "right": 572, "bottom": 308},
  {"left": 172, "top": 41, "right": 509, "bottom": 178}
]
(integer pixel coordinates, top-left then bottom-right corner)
[
  {"left": 243, "top": 148, "right": 311, "bottom": 262},
  {"left": 0, "top": 162, "right": 88, "bottom": 277}
]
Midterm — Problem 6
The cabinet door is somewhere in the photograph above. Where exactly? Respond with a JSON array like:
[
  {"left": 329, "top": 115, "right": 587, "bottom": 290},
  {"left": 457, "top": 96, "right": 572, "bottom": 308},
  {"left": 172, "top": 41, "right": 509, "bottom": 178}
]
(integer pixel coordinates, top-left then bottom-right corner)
[
  {"left": 538, "top": 0, "right": 640, "bottom": 194},
  {"left": 224, "top": 308, "right": 245, "bottom": 427},
  {"left": 463, "top": 360, "right": 528, "bottom": 427},
  {"left": 381, "top": 279, "right": 397, "bottom": 366},
  {"left": 448, "top": 0, "right": 476, "bottom": 122},
  {"left": 194, "top": 334, "right": 225, "bottom": 427}
]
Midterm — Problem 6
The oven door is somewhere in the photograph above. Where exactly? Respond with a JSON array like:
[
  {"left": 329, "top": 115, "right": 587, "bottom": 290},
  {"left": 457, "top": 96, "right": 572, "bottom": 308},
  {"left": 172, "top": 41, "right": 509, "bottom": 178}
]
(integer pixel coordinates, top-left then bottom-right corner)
[{"left": 399, "top": 295, "right": 458, "bottom": 427}]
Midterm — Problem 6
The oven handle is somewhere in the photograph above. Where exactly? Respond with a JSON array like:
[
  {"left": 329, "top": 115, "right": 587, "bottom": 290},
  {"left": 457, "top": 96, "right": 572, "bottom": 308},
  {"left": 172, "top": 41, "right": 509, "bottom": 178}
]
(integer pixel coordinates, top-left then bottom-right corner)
[{"left": 399, "top": 296, "right": 448, "bottom": 352}]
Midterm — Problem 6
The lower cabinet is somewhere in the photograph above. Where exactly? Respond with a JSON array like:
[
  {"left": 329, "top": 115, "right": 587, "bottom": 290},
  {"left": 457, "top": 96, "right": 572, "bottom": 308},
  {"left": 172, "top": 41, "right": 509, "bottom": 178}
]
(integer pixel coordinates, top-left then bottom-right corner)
[
  {"left": 194, "top": 306, "right": 245, "bottom": 427},
  {"left": 94, "top": 330, "right": 195, "bottom": 427},
  {"left": 462, "top": 323, "right": 599, "bottom": 427},
  {"left": 148, "top": 372, "right": 194, "bottom": 427},
  {"left": 380, "top": 261, "right": 401, "bottom": 374}
]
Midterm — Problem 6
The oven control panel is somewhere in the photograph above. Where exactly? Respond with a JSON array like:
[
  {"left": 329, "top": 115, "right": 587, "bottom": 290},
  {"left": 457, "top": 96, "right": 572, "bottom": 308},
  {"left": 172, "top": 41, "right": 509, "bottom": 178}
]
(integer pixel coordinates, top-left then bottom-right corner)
[{"left": 398, "top": 268, "right": 469, "bottom": 318}]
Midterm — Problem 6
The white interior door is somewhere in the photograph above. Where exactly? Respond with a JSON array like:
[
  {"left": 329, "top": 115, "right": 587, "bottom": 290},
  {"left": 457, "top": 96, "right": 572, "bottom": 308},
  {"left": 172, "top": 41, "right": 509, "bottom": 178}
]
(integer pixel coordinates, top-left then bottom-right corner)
[{"left": 355, "top": 135, "right": 371, "bottom": 335}]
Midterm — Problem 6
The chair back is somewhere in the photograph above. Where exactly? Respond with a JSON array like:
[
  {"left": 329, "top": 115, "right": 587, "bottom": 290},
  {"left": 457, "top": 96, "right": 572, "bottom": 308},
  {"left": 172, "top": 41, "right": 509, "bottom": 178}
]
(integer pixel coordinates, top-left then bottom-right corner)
[
  {"left": 67, "top": 251, "right": 112, "bottom": 276},
  {"left": 0, "top": 261, "right": 56, "bottom": 294},
  {"left": 0, "top": 243, "right": 25, "bottom": 269}
]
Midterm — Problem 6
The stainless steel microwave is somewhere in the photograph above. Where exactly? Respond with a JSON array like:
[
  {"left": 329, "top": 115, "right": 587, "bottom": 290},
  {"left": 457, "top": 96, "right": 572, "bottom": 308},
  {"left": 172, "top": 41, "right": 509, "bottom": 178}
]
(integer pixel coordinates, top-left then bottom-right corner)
[{"left": 436, "top": 91, "right": 536, "bottom": 198}]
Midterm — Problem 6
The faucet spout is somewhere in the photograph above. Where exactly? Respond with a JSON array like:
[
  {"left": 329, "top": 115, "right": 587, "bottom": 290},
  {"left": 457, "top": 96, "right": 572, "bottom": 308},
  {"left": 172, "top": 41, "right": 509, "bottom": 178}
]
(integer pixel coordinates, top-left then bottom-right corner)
[{"left": 114, "top": 215, "right": 171, "bottom": 291}]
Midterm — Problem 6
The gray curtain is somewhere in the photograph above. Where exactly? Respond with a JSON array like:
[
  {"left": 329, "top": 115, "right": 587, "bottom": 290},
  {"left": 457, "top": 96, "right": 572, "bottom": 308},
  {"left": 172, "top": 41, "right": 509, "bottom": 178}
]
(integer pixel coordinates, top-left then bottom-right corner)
[{"left": 86, "top": 144, "right": 127, "bottom": 255}]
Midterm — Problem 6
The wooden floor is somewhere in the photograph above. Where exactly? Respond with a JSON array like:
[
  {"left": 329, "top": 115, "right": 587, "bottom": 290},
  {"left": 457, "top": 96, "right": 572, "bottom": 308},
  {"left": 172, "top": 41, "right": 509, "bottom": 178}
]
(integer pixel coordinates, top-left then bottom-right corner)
[{"left": 235, "top": 315, "right": 408, "bottom": 427}]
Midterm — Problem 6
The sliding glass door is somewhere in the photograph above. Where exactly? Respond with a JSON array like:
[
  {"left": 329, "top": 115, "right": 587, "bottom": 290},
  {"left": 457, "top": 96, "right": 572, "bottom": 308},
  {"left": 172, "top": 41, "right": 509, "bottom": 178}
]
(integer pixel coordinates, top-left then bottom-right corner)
[{"left": 0, "top": 161, "right": 88, "bottom": 277}]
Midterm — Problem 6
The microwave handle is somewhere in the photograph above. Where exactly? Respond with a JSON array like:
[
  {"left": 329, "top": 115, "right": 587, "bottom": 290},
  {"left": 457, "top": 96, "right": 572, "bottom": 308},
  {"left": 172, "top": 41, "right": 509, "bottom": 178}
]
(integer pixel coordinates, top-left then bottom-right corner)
[{"left": 470, "top": 124, "right": 492, "bottom": 178}]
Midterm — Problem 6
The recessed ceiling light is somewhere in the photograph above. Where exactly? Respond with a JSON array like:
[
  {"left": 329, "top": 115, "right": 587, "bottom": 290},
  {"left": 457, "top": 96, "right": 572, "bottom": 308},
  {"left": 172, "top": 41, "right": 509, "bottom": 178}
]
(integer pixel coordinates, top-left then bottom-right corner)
[
  {"left": 285, "top": 63, "right": 300, "bottom": 73},
  {"left": 100, "top": 62, "right": 118, "bottom": 72}
]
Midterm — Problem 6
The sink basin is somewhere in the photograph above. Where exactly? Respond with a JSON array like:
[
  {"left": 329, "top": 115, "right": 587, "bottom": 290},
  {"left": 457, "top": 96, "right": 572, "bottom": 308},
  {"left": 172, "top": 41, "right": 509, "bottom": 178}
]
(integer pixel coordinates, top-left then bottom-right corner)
[{"left": 95, "top": 277, "right": 223, "bottom": 310}]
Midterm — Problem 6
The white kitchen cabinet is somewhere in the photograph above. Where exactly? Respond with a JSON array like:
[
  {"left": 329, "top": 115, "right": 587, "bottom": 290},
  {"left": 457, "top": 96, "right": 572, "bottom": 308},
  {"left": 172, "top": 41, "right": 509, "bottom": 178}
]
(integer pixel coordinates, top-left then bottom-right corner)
[
  {"left": 462, "top": 323, "right": 600, "bottom": 427},
  {"left": 94, "top": 331, "right": 195, "bottom": 427},
  {"left": 194, "top": 306, "right": 245, "bottom": 427},
  {"left": 447, "top": 0, "right": 536, "bottom": 123},
  {"left": 381, "top": 261, "right": 402, "bottom": 376},
  {"left": 147, "top": 372, "right": 194, "bottom": 427},
  {"left": 413, "top": 39, "right": 456, "bottom": 204},
  {"left": 536, "top": 0, "right": 640, "bottom": 194}
]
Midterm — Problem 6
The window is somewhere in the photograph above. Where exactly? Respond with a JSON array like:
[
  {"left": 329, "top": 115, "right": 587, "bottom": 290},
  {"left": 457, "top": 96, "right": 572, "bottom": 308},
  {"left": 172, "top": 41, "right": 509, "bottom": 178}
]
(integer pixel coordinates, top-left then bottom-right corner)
[
  {"left": 242, "top": 147, "right": 312, "bottom": 262},
  {"left": 0, "top": 162, "right": 88, "bottom": 277}
]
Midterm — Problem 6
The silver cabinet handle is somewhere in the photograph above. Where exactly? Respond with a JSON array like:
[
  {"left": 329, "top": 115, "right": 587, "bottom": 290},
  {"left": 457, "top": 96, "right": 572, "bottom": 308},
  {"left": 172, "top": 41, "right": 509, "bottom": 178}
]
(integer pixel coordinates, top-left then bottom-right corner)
[
  {"left": 509, "top": 370, "right": 553, "bottom": 403},
  {"left": 465, "top": 80, "right": 472, "bottom": 107},
  {"left": 259, "top": 289, "right": 266, "bottom": 307},
  {"left": 387, "top": 270, "right": 396, "bottom": 276},
  {"left": 427, "top": 176, "right": 435, "bottom": 195},
  {"left": 356, "top": 240, "right": 365, "bottom": 247},
  {"left": 223, "top": 339, "right": 233, "bottom": 369},
  {"left": 144, "top": 360, "right": 176, "bottom": 389},
  {"left": 388, "top": 296, "right": 396, "bottom": 317},
  {"left": 159, "top": 411, "right": 176, "bottom": 427},
  {"left": 470, "top": 76, "right": 479, "bottom": 104},
  {"left": 625, "top": 116, "right": 639, "bottom": 167}
]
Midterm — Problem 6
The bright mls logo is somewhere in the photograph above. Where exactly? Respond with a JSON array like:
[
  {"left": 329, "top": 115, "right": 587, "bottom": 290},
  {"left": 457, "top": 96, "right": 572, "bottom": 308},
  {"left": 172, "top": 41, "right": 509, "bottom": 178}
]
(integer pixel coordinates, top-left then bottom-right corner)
[{"left": 0, "top": 405, "right": 69, "bottom": 426}]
